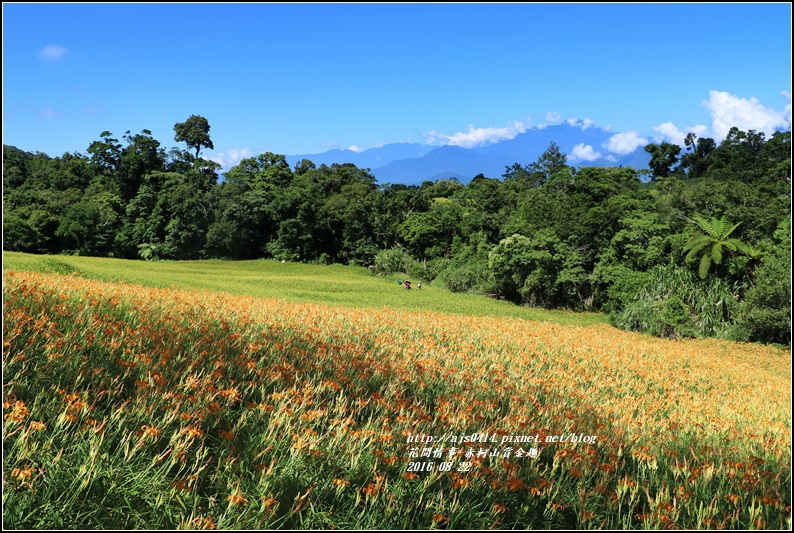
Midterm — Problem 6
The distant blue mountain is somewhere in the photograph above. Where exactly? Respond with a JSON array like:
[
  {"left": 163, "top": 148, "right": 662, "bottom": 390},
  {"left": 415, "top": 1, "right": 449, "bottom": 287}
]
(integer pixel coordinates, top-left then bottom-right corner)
[
  {"left": 601, "top": 150, "right": 653, "bottom": 172},
  {"left": 473, "top": 124, "right": 613, "bottom": 161},
  {"left": 285, "top": 143, "right": 434, "bottom": 171},
  {"left": 285, "top": 124, "right": 651, "bottom": 185},
  {"left": 373, "top": 145, "right": 520, "bottom": 185}
]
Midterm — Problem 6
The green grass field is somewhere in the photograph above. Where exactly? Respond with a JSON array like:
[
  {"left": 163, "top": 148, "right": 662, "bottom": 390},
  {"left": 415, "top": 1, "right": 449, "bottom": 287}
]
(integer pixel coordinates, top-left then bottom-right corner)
[{"left": 1, "top": 251, "right": 607, "bottom": 327}]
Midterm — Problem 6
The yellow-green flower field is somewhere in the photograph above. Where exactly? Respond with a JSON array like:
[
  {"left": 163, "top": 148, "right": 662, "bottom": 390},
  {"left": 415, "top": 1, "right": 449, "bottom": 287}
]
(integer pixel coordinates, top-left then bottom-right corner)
[{"left": 3, "top": 267, "right": 791, "bottom": 529}]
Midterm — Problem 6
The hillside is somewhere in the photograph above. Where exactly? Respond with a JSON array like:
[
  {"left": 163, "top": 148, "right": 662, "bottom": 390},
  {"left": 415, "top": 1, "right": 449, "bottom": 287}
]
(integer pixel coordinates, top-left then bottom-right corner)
[
  {"left": 3, "top": 263, "right": 790, "bottom": 529},
  {"left": 1, "top": 251, "right": 608, "bottom": 327}
]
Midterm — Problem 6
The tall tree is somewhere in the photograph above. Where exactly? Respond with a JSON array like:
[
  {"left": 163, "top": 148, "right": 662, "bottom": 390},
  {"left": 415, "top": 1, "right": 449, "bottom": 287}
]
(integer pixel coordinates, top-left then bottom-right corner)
[
  {"left": 680, "top": 133, "right": 716, "bottom": 179},
  {"left": 87, "top": 131, "right": 122, "bottom": 176},
  {"left": 173, "top": 115, "right": 214, "bottom": 159},
  {"left": 760, "top": 131, "right": 791, "bottom": 181},
  {"left": 526, "top": 141, "right": 569, "bottom": 184},
  {"left": 504, "top": 142, "right": 571, "bottom": 189},
  {"left": 118, "top": 129, "right": 165, "bottom": 202},
  {"left": 644, "top": 142, "right": 681, "bottom": 180}
]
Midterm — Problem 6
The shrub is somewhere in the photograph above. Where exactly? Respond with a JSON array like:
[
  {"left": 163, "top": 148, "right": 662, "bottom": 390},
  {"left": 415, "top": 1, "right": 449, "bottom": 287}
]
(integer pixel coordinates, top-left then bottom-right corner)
[
  {"left": 435, "top": 258, "right": 496, "bottom": 294},
  {"left": 594, "top": 264, "right": 651, "bottom": 314},
  {"left": 611, "top": 264, "right": 739, "bottom": 339},
  {"left": 407, "top": 257, "right": 448, "bottom": 282},
  {"left": 734, "top": 249, "right": 791, "bottom": 345},
  {"left": 371, "top": 247, "right": 418, "bottom": 277}
]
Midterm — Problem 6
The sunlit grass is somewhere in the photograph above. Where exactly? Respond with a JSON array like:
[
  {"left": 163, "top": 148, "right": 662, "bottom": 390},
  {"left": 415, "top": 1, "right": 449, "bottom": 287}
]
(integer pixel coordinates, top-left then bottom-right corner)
[
  {"left": 3, "top": 268, "right": 790, "bottom": 529},
  {"left": 1, "top": 251, "right": 607, "bottom": 327}
]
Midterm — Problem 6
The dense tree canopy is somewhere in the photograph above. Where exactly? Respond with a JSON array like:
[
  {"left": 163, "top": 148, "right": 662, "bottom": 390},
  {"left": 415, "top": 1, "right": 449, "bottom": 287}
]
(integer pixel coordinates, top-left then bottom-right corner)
[{"left": 3, "top": 119, "right": 790, "bottom": 345}]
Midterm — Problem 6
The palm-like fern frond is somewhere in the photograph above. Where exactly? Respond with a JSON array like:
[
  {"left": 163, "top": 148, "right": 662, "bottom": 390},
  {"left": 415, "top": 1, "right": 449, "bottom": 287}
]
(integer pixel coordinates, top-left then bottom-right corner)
[
  {"left": 726, "top": 238, "right": 752, "bottom": 255},
  {"left": 683, "top": 235, "right": 712, "bottom": 262},
  {"left": 711, "top": 242, "right": 723, "bottom": 265},
  {"left": 699, "top": 253, "right": 712, "bottom": 279},
  {"left": 684, "top": 215, "right": 750, "bottom": 278}
]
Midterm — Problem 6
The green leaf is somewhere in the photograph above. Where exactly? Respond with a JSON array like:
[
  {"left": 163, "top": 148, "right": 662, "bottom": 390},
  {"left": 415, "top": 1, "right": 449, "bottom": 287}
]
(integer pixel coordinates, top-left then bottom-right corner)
[
  {"left": 711, "top": 243, "right": 723, "bottom": 265},
  {"left": 699, "top": 253, "right": 711, "bottom": 278}
]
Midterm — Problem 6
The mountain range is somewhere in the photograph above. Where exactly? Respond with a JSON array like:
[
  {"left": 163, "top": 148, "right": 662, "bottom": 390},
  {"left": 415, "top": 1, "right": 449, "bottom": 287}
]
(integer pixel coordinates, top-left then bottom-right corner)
[{"left": 285, "top": 124, "right": 652, "bottom": 185}]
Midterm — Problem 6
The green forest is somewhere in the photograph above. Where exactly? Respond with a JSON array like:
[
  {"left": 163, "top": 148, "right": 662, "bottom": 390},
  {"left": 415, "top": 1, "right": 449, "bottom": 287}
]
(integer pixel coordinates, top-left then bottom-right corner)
[{"left": 3, "top": 115, "right": 791, "bottom": 345}]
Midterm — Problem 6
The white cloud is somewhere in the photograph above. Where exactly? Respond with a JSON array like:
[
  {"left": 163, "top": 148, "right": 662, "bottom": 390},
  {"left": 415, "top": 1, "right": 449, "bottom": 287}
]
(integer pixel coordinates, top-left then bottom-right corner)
[
  {"left": 422, "top": 130, "right": 447, "bottom": 145},
  {"left": 651, "top": 122, "right": 710, "bottom": 146},
  {"left": 782, "top": 90, "right": 792, "bottom": 125},
  {"left": 423, "top": 119, "right": 531, "bottom": 148},
  {"left": 565, "top": 117, "right": 595, "bottom": 130},
  {"left": 545, "top": 112, "right": 562, "bottom": 124},
  {"left": 39, "top": 44, "right": 68, "bottom": 61},
  {"left": 570, "top": 143, "right": 602, "bottom": 162},
  {"left": 703, "top": 90, "right": 791, "bottom": 141},
  {"left": 212, "top": 148, "right": 252, "bottom": 169},
  {"left": 604, "top": 131, "right": 648, "bottom": 155},
  {"left": 347, "top": 145, "right": 363, "bottom": 153},
  {"left": 652, "top": 122, "right": 685, "bottom": 145}
]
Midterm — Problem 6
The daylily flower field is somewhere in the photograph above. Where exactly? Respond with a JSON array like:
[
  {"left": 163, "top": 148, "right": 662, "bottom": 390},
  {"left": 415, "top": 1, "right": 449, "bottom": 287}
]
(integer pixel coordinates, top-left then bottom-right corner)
[{"left": 3, "top": 268, "right": 790, "bottom": 529}]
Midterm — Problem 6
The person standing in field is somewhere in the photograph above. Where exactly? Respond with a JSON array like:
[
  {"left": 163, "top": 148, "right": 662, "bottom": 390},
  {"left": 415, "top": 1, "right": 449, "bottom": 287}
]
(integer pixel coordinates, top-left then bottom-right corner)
[
  {"left": 417, "top": 281, "right": 422, "bottom": 290},
  {"left": 405, "top": 280, "right": 411, "bottom": 290}
]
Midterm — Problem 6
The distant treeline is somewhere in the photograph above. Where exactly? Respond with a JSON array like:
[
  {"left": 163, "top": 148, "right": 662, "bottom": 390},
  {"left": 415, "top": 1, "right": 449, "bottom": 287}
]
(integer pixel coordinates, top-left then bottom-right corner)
[{"left": 3, "top": 115, "right": 791, "bottom": 344}]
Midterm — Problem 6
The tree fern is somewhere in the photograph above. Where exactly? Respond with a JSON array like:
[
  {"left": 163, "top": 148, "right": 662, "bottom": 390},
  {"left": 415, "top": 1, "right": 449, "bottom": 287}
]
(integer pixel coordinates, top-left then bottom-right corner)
[{"left": 683, "top": 215, "right": 751, "bottom": 278}]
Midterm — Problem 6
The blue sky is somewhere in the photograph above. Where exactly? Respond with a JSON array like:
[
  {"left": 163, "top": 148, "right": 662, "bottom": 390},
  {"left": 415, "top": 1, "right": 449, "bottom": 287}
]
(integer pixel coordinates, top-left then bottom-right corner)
[{"left": 3, "top": 3, "right": 791, "bottom": 168}]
